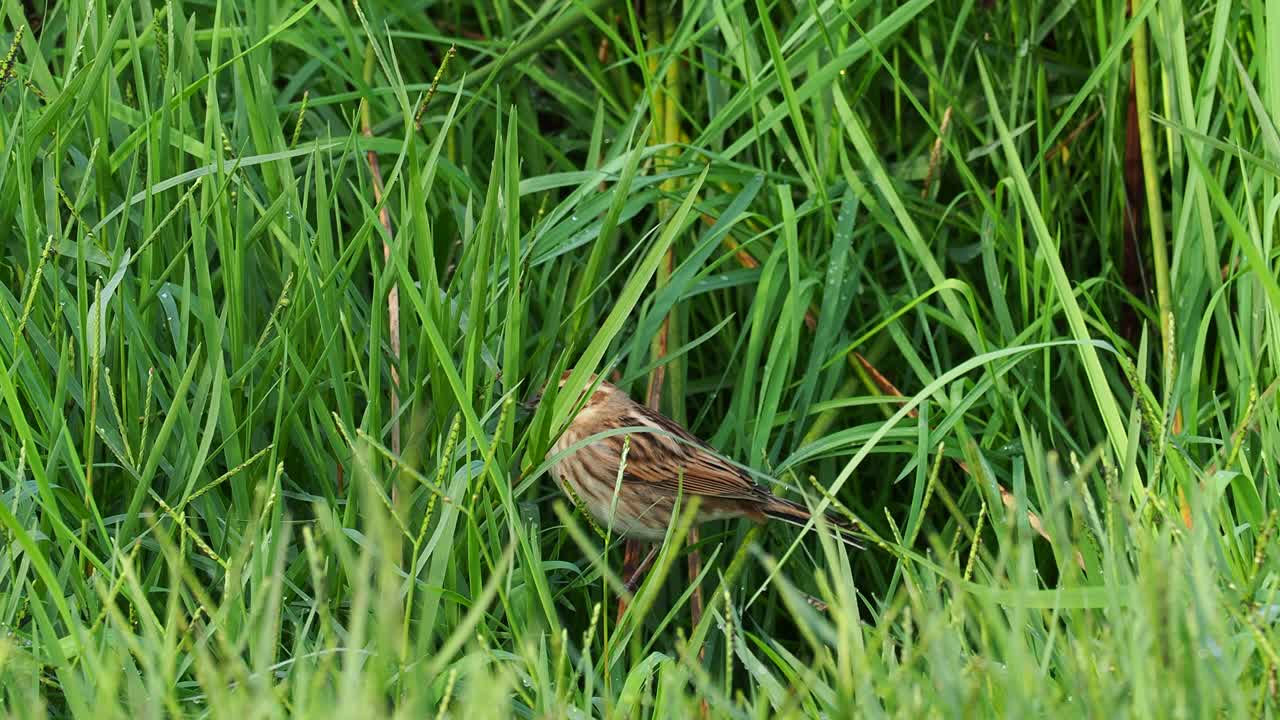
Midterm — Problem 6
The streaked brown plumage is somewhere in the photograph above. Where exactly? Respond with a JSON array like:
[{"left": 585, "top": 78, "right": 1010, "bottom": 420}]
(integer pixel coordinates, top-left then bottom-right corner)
[{"left": 534, "top": 370, "right": 857, "bottom": 544}]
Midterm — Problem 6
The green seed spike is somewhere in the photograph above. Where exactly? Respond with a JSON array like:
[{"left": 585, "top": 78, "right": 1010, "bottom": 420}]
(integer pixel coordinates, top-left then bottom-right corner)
[{"left": 416, "top": 45, "right": 457, "bottom": 131}]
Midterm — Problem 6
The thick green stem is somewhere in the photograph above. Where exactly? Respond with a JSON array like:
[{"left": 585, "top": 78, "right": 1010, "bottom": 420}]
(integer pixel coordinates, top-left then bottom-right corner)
[{"left": 1132, "top": 0, "right": 1173, "bottom": 363}]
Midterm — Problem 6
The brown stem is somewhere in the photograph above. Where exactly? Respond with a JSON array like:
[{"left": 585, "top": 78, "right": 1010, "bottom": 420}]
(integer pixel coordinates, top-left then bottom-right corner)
[
  {"left": 1043, "top": 108, "right": 1100, "bottom": 163},
  {"left": 361, "top": 47, "right": 402, "bottom": 505}
]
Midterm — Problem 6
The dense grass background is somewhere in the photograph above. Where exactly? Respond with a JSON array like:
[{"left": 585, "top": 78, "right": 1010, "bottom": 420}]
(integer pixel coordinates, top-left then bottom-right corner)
[{"left": 2, "top": 0, "right": 1279, "bottom": 716}]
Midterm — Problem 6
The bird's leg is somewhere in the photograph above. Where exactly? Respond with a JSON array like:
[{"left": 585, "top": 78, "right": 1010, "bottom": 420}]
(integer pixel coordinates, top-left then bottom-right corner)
[
  {"left": 687, "top": 526, "right": 705, "bottom": 631},
  {"left": 615, "top": 539, "right": 644, "bottom": 622},
  {"left": 687, "top": 527, "right": 709, "bottom": 720},
  {"left": 623, "top": 543, "right": 661, "bottom": 593}
]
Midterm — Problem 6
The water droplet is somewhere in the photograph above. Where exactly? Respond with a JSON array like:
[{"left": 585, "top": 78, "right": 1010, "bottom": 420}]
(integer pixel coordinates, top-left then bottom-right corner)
[
  {"left": 286, "top": 211, "right": 294, "bottom": 219},
  {"left": 571, "top": 214, "right": 578, "bottom": 221}
]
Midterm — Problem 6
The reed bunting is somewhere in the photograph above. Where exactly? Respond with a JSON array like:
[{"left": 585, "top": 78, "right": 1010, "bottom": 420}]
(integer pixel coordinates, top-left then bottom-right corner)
[{"left": 528, "top": 370, "right": 858, "bottom": 584}]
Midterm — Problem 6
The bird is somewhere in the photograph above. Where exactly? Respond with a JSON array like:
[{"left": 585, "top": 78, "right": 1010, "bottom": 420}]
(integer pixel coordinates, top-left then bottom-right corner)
[{"left": 527, "top": 370, "right": 859, "bottom": 590}]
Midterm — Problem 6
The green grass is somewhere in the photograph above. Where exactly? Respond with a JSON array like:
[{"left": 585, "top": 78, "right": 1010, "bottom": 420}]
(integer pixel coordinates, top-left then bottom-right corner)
[{"left": 1, "top": 0, "right": 1278, "bottom": 717}]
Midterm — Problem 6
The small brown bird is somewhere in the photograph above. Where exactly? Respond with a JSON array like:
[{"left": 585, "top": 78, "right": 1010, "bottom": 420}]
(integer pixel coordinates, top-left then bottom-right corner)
[{"left": 530, "top": 370, "right": 858, "bottom": 584}]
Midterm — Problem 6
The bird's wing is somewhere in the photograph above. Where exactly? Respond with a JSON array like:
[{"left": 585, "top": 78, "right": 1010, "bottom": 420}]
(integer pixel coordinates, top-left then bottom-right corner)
[{"left": 614, "top": 403, "right": 765, "bottom": 502}]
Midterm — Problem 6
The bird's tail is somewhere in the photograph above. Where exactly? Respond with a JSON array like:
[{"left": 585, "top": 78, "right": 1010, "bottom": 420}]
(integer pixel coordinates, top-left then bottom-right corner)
[{"left": 762, "top": 497, "right": 864, "bottom": 549}]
